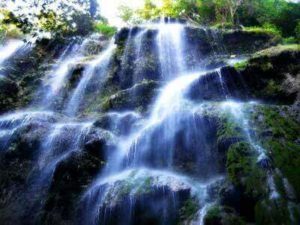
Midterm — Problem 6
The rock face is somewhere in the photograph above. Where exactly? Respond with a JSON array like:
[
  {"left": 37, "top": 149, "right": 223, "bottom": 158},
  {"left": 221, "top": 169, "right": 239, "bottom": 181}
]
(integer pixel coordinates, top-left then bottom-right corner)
[
  {"left": 188, "top": 45, "right": 300, "bottom": 105},
  {"left": 0, "top": 111, "right": 115, "bottom": 225}
]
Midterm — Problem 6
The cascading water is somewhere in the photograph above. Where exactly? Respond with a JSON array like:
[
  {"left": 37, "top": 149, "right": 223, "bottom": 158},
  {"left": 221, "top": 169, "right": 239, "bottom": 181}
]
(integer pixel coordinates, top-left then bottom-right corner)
[
  {"left": 36, "top": 121, "right": 93, "bottom": 184},
  {"left": 156, "top": 19, "right": 186, "bottom": 79},
  {"left": 0, "top": 36, "right": 116, "bottom": 204},
  {"left": 36, "top": 43, "right": 84, "bottom": 109},
  {"left": 65, "top": 41, "right": 116, "bottom": 116},
  {"left": 79, "top": 20, "right": 225, "bottom": 225},
  {"left": 0, "top": 13, "right": 298, "bottom": 225},
  {"left": 0, "top": 110, "right": 56, "bottom": 150},
  {"left": 0, "top": 39, "right": 25, "bottom": 77}
]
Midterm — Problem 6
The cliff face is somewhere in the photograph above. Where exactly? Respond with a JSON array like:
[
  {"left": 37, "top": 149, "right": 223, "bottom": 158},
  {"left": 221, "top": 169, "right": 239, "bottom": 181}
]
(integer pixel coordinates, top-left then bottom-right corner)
[{"left": 0, "top": 23, "right": 299, "bottom": 225}]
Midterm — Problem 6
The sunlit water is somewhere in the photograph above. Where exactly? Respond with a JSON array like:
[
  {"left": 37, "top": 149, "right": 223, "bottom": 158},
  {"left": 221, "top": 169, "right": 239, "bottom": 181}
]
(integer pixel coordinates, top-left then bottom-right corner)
[{"left": 0, "top": 39, "right": 25, "bottom": 77}]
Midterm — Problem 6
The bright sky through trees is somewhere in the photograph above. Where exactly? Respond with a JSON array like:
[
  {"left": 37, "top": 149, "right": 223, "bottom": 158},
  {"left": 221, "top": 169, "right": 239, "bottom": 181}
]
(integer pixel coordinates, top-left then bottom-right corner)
[{"left": 99, "top": 0, "right": 145, "bottom": 26}]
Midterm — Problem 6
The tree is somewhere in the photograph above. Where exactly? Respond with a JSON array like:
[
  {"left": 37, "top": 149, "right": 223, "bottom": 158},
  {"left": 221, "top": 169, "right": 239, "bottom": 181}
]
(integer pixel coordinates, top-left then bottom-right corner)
[{"left": 1, "top": 0, "right": 97, "bottom": 37}]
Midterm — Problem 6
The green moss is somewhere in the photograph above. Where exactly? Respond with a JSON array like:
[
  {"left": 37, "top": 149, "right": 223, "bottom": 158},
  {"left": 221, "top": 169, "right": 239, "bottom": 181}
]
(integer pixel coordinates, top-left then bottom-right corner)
[
  {"left": 249, "top": 105, "right": 300, "bottom": 200},
  {"left": 255, "top": 199, "right": 291, "bottom": 225},
  {"left": 282, "top": 37, "right": 298, "bottom": 45},
  {"left": 233, "top": 60, "right": 248, "bottom": 71},
  {"left": 204, "top": 205, "right": 222, "bottom": 222},
  {"left": 226, "top": 142, "right": 266, "bottom": 197},
  {"left": 243, "top": 24, "right": 282, "bottom": 39},
  {"left": 259, "top": 107, "right": 300, "bottom": 141},
  {"left": 254, "top": 44, "right": 300, "bottom": 58},
  {"left": 204, "top": 205, "right": 246, "bottom": 225},
  {"left": 264, "top": 140, "right": 300, "bottom": 200},
  {"left": 263, "top": 80, "right": 281, "bottom": 96},
  {"left": 212, "top": 22, "right": 236, "bottom": 30},
  {"left": 217, "top": 114, "right": 243, "bottom": 144},
  {"left": 179, "top": 198, "right": 199, "bottom": 221}
]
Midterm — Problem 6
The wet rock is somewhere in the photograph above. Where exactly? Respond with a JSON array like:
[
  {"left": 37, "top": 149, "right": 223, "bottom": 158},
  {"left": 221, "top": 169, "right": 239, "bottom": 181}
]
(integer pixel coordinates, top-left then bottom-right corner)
[
  {"left": 187, "top": 67, "right": 248, "bottom": 102},
  {"left": 102, "top": 80, "right": 160, "bottom": 112},
  {"left": 93, "top": 111, "right": 141, "bottom": 135},
  {"left": 236, "top": 45, "right": 300, "bottom": 104},
  {"left": 222, "top": 29, "right": 280, "bottom": 54},
  {"left": 0, "top": 77, "right": 19, "bottom": 113},
  {"left": 43, "top": 149, "right": 105, "bottom": 225},
  {"left": 78, "top": 169, "right": 199, "bottom": 225},
  {"left": 257, "top": 156, "right": 273, "bottom": 170},
  {"left": 84, "top": 128, "right": 117, "bottom": 158},
  {"left": 219, "top": 182, "right": 257, "bottom": 222},
  {"left": 204, "top": 205, "right": 246, "bottom": 225},
  {"left": 38, "top": 126, "right": 115, "bottom": 225},
  {"left": 188, "top": 45, "right": 300, "bottom": 104}
]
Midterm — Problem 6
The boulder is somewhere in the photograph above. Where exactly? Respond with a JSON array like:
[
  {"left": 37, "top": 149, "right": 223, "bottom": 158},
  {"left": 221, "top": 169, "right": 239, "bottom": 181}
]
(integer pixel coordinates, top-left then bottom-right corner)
[
  {"left": 78, "top": 169, "right": 200, "bottom": 225},
  {"left": 188, "top": 45, "right": 300, "bottom": 104},
  {"left": 102, "top": 80, "right": 160, "bottom": 112}
]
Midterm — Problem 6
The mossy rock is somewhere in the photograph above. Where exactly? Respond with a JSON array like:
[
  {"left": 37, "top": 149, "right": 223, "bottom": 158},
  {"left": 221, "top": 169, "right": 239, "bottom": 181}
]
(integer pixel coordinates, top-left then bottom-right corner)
[
  {"left": 204, "top": 205, "right": 246, "bottom": 225},
  {"left": 226, "top": 142, "right": 267, "bottom": 197},
  {"left": 249, "top": 104, "right": 300, "bottom": 200},
  {"left": 255, "top": 199, "right": 299, "bottom": 225},
  {"left": 101, "top": 80, "right": 160, "bottom": 112},
  {"left": 0, "top": 76, "right": 19, "bottom": 113}
]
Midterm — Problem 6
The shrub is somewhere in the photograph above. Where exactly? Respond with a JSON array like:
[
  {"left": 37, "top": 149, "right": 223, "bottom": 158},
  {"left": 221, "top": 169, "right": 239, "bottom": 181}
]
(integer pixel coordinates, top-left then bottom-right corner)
[
  {"left": 94, "top": 22, "right": 117, "bottom": 37},
  {"left": 295, "top": 21, "right": 300, "bottom": 43},
  {"left": 244, "top": 23, "right": 282, "bottom": 38},
  {"left": 282, "top": 37, "right": 297, "bottom": 44}
]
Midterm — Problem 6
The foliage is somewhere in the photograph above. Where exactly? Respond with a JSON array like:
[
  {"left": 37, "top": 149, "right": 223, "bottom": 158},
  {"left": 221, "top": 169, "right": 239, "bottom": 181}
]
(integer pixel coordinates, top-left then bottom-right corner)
[
  {"left": 94, "top": 22, "right": 117, "bottom": 37},
  {"left": 0, "top": 9, "right": 24, "bottom": 40},
  {"left": 118, "top": 0, "right": 300, "bottom": 39},
  {"left": 0, "top": 1, "right": 97, "bottom": 39},
  {"left": 282, "top": 37, "right": 298, "bottom": 45},
  {"left": 243, "top": 23, "right": 282, "bottom": 37},
  {"left": 295, "top": 21, "right": 300, "bottom": 42}
]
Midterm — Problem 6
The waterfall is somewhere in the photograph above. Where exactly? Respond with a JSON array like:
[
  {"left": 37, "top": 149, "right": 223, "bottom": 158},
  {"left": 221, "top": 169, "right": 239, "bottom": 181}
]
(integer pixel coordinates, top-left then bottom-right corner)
[
  {"left": 0, "top": 39, "right": 24, "bottom": 77},
  {"left": 36, "top": 121, "right": 93, "bottom": 184},
  {"left": 79, "top": 20, "right": 224, "bottom": 225},
  {"left": 36, "top": 42, "right": 84, "bottom": 109},
  {"left": 0, "top": 110, "right": 56, "bottom": 150},
  {"left": 65, "top": 41, "right": 116, "bottom": 116},
  {"left": 156, "top": 20, "right": 186, "bottom": 79},
  {"left": 221, "top": 101, "right": 281, "bottom": 200},
  {"left": 0, "top": 40, "right": 24, "bottom": 65},
  {"left": 0, "top": 15, "right": 297, "bottom": 225}
]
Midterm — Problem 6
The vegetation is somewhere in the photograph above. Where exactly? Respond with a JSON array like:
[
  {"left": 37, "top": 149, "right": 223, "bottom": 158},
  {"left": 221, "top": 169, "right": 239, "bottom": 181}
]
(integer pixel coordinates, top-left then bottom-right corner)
[
  {"left": 0, "top": 9, "right": 23, "bottom": 40},
  {"left": 0, "top": 1, "right": 99, "bottom": 39},
  {"left": 179, "top": 198, "right": 199, "bottom": 221},
  {"left": 119, "top": 0, "right": 300, "bottom": 39},
  {"left": 94, "top": 22, "right": 117, "bottom": 37},
  {"left": 243, "top": 23, "right": 282, "bottom": 37}
]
